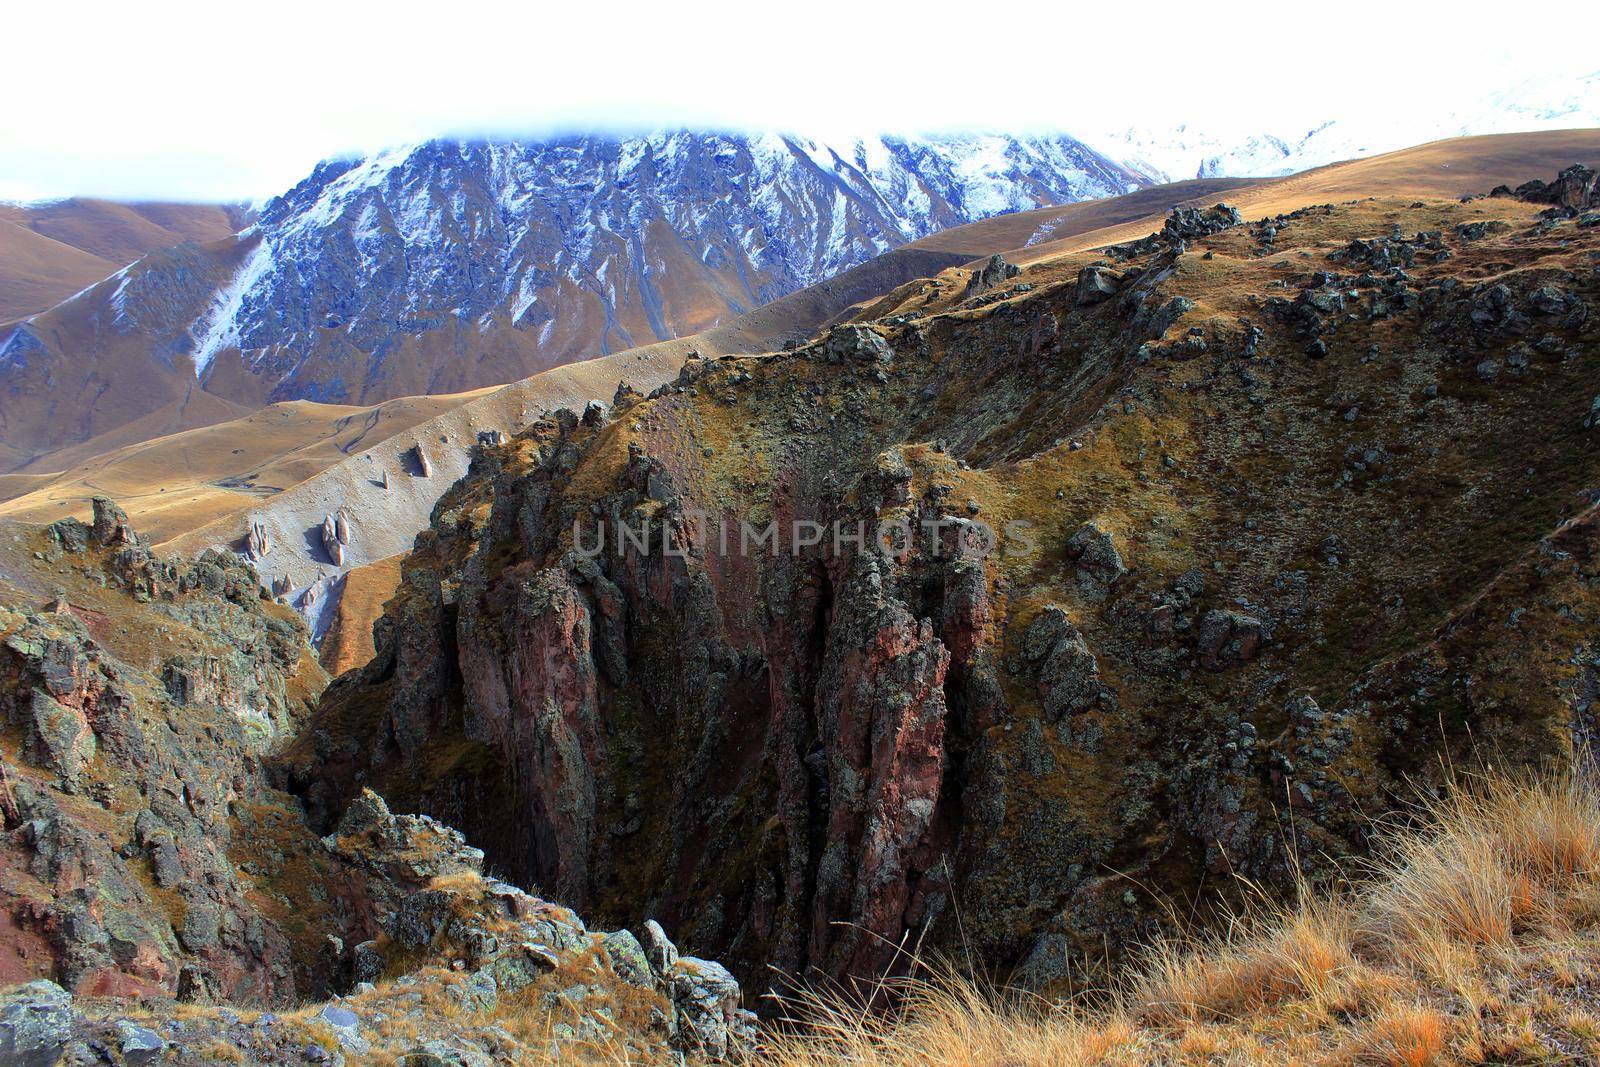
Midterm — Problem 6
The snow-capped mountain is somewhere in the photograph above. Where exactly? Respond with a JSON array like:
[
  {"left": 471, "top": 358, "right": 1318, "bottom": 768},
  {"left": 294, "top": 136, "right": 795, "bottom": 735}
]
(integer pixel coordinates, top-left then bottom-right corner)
[
  {"left": 0, "top": 130, "right": 1141, "bottom": 460},
  {"left": 187, "top": 132, "right": 1141, "bottom": 400},
  {"left": 1086, "top": 70, "right": 1600, "bottom": 182}
]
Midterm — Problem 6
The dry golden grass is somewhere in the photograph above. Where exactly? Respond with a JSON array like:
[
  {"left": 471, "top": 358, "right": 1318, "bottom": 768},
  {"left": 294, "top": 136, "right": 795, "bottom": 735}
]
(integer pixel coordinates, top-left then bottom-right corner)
[{"left": 762, "top": 768, "right": 1600, "bottom": 1066}]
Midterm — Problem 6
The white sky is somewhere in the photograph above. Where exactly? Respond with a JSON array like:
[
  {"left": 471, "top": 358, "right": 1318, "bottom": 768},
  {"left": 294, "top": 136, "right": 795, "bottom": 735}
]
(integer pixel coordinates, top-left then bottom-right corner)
[{"left": 4, "top": 0, "right": 1594, "bottom": 202}]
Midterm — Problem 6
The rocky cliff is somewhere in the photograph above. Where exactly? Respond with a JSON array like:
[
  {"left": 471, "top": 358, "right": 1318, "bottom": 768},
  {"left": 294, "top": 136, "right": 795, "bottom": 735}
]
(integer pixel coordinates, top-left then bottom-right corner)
[
  {"left": 0, "top": 501, "right": 756, "bottom": 1063},
  {"left": 294, "top": 167, "right": 1600, "bottom": 1002}
]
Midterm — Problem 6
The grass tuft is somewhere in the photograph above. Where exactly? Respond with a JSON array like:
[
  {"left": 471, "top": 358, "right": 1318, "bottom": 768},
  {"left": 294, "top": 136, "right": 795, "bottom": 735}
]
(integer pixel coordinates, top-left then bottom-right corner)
[{"left": 761, "top": 767, "right": 1600, "bottom": 1065}]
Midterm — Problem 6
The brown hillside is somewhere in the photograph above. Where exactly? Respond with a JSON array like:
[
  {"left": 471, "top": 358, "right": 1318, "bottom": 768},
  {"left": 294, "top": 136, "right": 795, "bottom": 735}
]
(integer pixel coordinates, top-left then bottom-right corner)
[
  {"left": 0, "top": 391, "right": 494, "bottom": 542},
  {"left": 0, "top": 198, "right": 249, "bottom": 321}
]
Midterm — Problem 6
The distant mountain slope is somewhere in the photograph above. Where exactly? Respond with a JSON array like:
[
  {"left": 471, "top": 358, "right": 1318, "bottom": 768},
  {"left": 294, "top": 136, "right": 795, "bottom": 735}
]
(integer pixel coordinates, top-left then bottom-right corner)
[
  {"left": 0, "top": 132, "right": 1140, "bottom": 465},
  {"left": 1086, "top": 70, "right": 1600, "bottom": 181},
  {"left": 0, "top": 198, "right": 251, "bottom": 321}
]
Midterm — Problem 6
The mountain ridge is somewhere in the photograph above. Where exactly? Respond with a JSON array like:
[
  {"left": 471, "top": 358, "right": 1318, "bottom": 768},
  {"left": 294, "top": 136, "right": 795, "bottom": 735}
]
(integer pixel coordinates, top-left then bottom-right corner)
[{"left": 0, "top": 131, "right": 1141, "bottom": 466}]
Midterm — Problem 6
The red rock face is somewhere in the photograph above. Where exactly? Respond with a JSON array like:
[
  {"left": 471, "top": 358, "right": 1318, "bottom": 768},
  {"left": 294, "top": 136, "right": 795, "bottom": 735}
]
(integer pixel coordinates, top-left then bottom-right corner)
[
  {"left": 306, "top": 397, "right": 998, "bottom": 988},
  {"left": 809, "top": 557, "right": 950, "bottom": 980},
  {"left": 460, "top": 570, "right": 603, "bottom": 903}
]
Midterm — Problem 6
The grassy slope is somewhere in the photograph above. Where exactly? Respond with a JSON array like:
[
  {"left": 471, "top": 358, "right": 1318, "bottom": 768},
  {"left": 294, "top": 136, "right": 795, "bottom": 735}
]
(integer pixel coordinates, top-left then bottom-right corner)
[{"left": 763, "top": 770, "right": 1600, "bottom": 1066}]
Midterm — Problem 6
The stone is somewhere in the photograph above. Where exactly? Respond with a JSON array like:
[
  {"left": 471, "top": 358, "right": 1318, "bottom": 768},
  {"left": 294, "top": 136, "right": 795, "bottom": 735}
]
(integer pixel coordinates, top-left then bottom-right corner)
[
  {"left": 176, "top": 965, "right": 216, "bottom": 1003},
  {"left": 0, "top": 981, "right": 77, "bottom": 1067},
  {"left": 411, "top": 444, "right": 432, "bottom": 478},
  {"left": 1529, "top": 285, "right": 1570, "bottom": 316},
  {"left": 320, "top": 513, "right": 348, "bottom": 567},
  {"left": 46, "top": 519, "right": 90, "bottom": 554},
  {"left": 486, "top": 944, "right": 558, "bottom": 994},
  {"left": 24, "top": 690, "right": 96, "bottom": 790},
  {"left": 1076, "top": 265, "right": 1120, "bottom": 306},
  {"left": 1065, "top": 522, "right": 1125, "bottom": 591},
  {"left": 601, "top": 929, "right": 653, "bottom": 987},
  {"left": 1513, "top": 164, "right": 1598, "bottom": 211},
  {"left": 641, "top": 919, "right": 678, "bottom": 977},
  {"left": 666, "top": 956, "right": 755, "bottom": 1060},
  {"left": 90, "top": 497, "right": 138, "bottom": 548},
  {"left": 1040, "top": 638, "right": 1100, "bottom": 720},
  {"left": 245, "top": 518, "right": 271, "bottom": 562},
  {"left": 351, "top": 940, "right": 384, "bottom": 984},
  {"left": 818, "top": 325, "right": 895, "bottom": 365},
  {"left": 1197, "top": 609, "right": 1264, "bottom": 670},
  {"left": 965, "top": 254, "right": 1021, "bottom": 298},
  {"left": 313, "top": 1004, "right": 368, "bottom": 1053},
  {"left": 116, "top": 1020, "right": 167, "bottom": 1066}
]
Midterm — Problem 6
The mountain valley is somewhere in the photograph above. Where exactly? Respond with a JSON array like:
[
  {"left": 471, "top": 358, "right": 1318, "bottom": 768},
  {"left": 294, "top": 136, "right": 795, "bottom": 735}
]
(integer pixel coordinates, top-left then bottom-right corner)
[{"left": 1, "top": 114, "right": 1600, "bottom": 1065}]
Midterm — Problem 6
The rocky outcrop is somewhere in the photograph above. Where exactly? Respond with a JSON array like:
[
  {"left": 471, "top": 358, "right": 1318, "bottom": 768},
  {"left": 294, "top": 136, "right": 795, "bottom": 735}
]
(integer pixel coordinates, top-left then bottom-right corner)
[
  {"left": 0, "top": 504, "right": 755, "bottom": 1062},
  {"left": 0, "top": 789, "right": 758, "bottom": 1064},
  {"left": 1076, "top": 265, "right": 1120, "bottom": 306},
  {"left": 1503, "top": 163, "right": 1598, "bottom": 212},
  {"left": 320, "top": 509, "right": 352, "bottom": 566},
  {"left": 245, "top": 517, "right": 271, "bottom": 562},
  {"left": 964, "top": 254, "right": 1021, "bottom": 298},
  {"left": 294, "top": 178, "right": 1600, "bottom": 1010},
  {"left": 0, "top": 506, "right": 326, "bottom": 1002}
]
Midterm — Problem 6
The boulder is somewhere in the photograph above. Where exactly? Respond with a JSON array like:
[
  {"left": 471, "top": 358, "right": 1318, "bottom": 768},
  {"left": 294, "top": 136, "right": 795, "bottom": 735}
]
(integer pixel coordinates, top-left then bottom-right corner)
[
  {"left": 1065, "top": 521, "right": 1126, "bottom": 591},
  {"left": 1197, "top": 609, "right": 1264, "bottom": 670},
  {"left": 0, "top": 981, "right": 77, "bottom": 1067},
  {"left": 1076, "top": 265, "right": 1120, "bottom": 306},
  {"left": 90, "top": 497, "right": 138, "bottom": 548},
  {"left": 641, "top": 919, "right": 679, "bottom": 977},
  {"left": 245, "top": 518, "right": 271, "bottom": 562},
  {"left": 115, "top": 1020, "right": 166, "bottom": 1066},
  {"left": 666, "top": 956, "right": 756, "bottom": 1060},
  {"left": 320, "top": 515, "right": 343, "bottom": 566},
  {"left": 817, "top": 325, "right": 895, "bottom": 365},
  {"left": 600, "top": 929, "right": 652, "bottom": 987},
  {"left": 1024, "top": 607, "right": 1101, "bottom": 721},
  {"left": 964, "top": 254, "right": 1021, "bottom": 298}
]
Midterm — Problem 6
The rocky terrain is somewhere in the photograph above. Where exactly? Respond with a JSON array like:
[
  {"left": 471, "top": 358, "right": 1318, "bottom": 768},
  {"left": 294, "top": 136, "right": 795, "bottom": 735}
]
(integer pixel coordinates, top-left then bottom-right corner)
[
  {"left": 0, "top": 501, "right": 757, "bottom": 1063},
  {"left": 7, "top": 134, "right": 1593, "bottom": 674},
  {"left": 0, "top": 157, "right": 1597, "bottom": 1065},
  {"left": 290, "top": 165, "right": 1600, "bottom": 1010}
]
